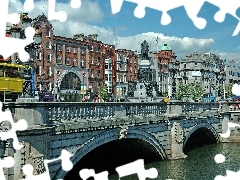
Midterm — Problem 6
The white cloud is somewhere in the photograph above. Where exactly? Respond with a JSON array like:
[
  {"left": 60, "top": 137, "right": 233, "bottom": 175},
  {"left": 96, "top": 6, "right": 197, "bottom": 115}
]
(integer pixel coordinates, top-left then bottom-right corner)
[
  {"left": 7, "top": 0, "right": 240, "bottom": 62},
  {"left": 115, "top": 32, "right": 215, "bottom": 60},
  {"left": 9, "top": 0, "right": 104, "bottom": 23}
]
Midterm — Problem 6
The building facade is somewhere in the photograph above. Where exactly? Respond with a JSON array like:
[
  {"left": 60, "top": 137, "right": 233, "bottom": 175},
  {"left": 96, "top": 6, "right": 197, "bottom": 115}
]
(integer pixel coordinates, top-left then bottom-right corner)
[
  {"left": 178, "top": 52, "right": 226, "bottom": 101},
  {"left": 33, "top": 14, "right": 54, "bottom": 95},
  {"left": 155, "top": 43, "right": 178, "bottom": 98}
]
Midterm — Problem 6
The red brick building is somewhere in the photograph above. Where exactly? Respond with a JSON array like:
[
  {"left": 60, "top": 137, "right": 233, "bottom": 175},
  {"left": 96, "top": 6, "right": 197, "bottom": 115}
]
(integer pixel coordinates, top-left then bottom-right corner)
[
  {"left": 32, "top": 14, "right": 54, "bottom": 94},
  {"left": 31, "top": 14, "right": 140, "bottom": 100},
  {"left": 115, "top": 49, "right": 138, "bottom": 96},
  {"left": 155, "top": 43, "right": 177, "bottom": 94}
]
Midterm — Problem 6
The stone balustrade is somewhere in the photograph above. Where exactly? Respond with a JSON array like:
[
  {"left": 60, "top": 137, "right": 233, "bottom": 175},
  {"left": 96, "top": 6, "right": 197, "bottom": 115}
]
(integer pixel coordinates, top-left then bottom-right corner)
[
  {"left": 2, "top": 101, "right": 229, "bottom": 130},
  {"left": 228, "top": 102, "right": 240, "bottom": 112}
]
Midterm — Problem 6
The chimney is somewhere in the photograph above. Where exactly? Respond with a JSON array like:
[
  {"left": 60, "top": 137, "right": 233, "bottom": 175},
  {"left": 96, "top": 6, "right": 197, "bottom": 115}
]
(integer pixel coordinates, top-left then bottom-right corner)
[
  {"left": 73, "top": 33, "right": 85, "bottom": 41},
  {"left": 88, "top": 34, "right": 98, "bottom": 41}
]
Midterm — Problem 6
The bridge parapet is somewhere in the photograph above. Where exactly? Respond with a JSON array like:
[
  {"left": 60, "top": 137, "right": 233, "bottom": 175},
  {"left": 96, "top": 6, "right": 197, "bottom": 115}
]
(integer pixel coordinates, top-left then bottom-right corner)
[
  {"left": 228, "top": 102, "right": 240, "bottom": 112},
  {"left": 2, "top": 101, "right": 228, "bottom": 130}
]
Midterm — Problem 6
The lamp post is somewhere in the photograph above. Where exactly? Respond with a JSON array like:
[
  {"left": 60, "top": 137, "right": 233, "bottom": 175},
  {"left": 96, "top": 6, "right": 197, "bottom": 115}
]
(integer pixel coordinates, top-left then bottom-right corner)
[{"left": 10, "top": 13, "right": 42, "bottom": 97}]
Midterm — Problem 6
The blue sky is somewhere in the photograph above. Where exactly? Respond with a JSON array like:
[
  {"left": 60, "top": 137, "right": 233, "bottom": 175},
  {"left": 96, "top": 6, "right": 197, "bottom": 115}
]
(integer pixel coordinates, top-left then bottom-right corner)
[{"left": 15, "top": 0, "right": 240, "bottom": 62}]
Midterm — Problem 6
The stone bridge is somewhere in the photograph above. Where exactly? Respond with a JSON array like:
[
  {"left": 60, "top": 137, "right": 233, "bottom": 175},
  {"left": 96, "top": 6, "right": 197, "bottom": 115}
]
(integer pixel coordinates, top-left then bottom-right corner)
[{"left": 1, "top": 99, "right": 237, "bottom": 180}]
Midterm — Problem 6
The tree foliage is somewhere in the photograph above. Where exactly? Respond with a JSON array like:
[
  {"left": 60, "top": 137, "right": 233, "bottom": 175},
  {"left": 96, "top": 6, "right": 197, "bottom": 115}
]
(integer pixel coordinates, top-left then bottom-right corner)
[
  {"left": 98, "top": 84, "right": 109, "bottom": 101},
  {"left": 225, "top": 83, "right": 233, "bottom": 98},
  {"left": 177, "top": 81, "right": 204, "bottom": 101}
]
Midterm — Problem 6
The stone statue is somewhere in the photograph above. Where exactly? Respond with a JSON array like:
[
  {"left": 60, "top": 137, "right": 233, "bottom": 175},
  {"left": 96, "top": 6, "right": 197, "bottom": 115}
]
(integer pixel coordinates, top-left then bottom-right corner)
[{"left": 141, "top": 40, "right": 149, "bottom": 59}]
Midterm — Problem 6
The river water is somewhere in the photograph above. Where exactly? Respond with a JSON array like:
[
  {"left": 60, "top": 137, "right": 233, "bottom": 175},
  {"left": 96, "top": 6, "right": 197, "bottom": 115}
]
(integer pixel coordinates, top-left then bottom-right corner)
[{"left": 109, "top": 143, "right": 240, "bottom": 180}]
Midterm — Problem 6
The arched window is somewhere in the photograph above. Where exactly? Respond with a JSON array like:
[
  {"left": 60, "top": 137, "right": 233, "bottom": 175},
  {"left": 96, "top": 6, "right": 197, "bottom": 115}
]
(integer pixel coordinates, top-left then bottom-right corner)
[{"left": 60, "top": 72, "right": 81, "bottom": 90}]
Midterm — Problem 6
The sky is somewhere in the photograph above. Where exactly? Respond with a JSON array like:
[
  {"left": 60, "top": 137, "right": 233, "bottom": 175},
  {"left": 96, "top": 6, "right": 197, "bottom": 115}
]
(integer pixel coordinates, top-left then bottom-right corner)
[{"left": 11, "top": 0, "right": 240, "bottom": 63}]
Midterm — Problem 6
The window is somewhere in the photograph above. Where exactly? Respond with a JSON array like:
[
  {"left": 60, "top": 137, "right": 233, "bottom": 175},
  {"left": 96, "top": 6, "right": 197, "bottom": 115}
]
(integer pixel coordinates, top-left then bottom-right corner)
[
  {"left": 195, "top": 63, "right": 197, "bottom": 67},
  {"left": 97, "top": 70, "right": 100, "bottom": 78},
  {"left": 73, "top": 58, "right": 77, "bottom": 66},
  {"left": 66, "top": 57, "right": 70, "bottom": 65},
  {"left": 47, "top": 66, "right": 52, "bottom": 76},
  {"left": 109, "top": 74, "right": 112, "bottom": 81},
  {"left": 36, "top": 65, "right": 41, "bottom": 76},
  {"left": 105, "top": 64, "right": 108, "bottom": 70},
  {"left": 46, "top": 29, "right": 50, "bottom": 37},
  {"left": 81, "top": 59, "right": 84, "bottom": 67},
  {"left": 47, "top": 53, "right": 51, "bottom": 62},
  {"left": 105, "top": 74, "right": 108, "bottom": 81},
  {"left": 184, "top": 64, "right": 186, "bottom": 68},
  {"left": 66, "top": 47, "right": 71, "bottom": 53},
  {"left": 97, "top": 57, "right": 100, "bottom": 65},
  {"left": 134, "top": 58, "right": 137, "bottom": 63},
  {"left": 73, "top": 47, "right": 76, "bottom": 54},
  {"left": 46, "top": 41, "right": 51, "bottom": 49},
  {"left": 134, "top": 66, "right": 137, "bottom": 73},
  {"left": 91, "top": 57, "right": 94, "bottom": 64},
  {"left": 57, "top": 45, "right": 61, "bottom": 51},
  {"left": 36, "top": 83, "right": 42, "bottom": 91},
  {"left": 90, "top": 45, "right": 93, "bottom": 51},
  {"left": 57, "top": 56, "right": 62, "bottom": 64},
  {"left": 36, "top": 50, "right": 41, "bottom": 60},
  {"left": 91, "top": 70, "right": 94, "bottom": 77}
]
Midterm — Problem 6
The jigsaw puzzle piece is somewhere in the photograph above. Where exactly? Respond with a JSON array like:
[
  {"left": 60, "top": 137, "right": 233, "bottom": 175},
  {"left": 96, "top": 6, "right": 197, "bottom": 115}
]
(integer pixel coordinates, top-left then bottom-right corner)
[
  {"left": 21, "top": 149, "right": 73, "bottom": 180},
  {"left": 232, "top": 83, "right": 240, "bottom": 96},
  {"left": 208, "top": 0, "right": 240, "bottom": 36},
  {"left": 79, "top": 169, "right": 109, "bottom": 180},
  {"left": 0, "top": 156, "right": 14, "bottom": 180},
  {"left": 116, "top": 159, "right": 158, "bottom": 180},
  {"left": 24, "top": 0, "right": 34, "bottom": 12},
  {"left": 207, "top": 0, "right": 240, "bottom": 22},
  {"left": 182, "top": 0, "right": 207, "bottom": 29},
  {"left": 0, "top": 102, "right": 28, "bottom": 150},
  {"left": 70, "top": 0, "right": 82, "bottom": 9},
  {"left": 0, "top": 0, "right": 20, "bottom": 36},
  {"left": 0, "top": 26, "right": 35, "bottom": 61},
  {"left": 110, "top": 0, "right": 197, "bottom": 26},
  {"left": 220, "top": 122, "right": 240, "bottom": 138}
]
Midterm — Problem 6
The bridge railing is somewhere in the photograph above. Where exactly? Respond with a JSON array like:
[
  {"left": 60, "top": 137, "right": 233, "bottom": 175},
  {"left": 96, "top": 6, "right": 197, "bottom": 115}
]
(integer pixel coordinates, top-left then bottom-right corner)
[
  {"left": 2, "top": 101, "right": 228, "bottom": 127},
  {"left": 228, "top": 102, "right": 240, "bottom": 112},
  {"left": 179, "top": 102, "right": 219, "bottom": 114}
]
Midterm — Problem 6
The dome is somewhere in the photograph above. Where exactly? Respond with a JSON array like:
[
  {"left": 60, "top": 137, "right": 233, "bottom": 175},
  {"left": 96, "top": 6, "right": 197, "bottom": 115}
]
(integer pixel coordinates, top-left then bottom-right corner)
[{"left": 161, "top": 43, "right": 171, "bottom": 51}]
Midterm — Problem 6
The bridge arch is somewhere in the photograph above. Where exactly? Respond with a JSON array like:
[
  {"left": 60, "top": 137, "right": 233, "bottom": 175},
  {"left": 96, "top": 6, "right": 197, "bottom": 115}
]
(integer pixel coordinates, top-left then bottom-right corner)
[
  {"left": 183, "top": 123, "right": 220, "bottom": 150},
  {"left": 58, "top": 70, "right": 83, "bottom": 92},
  {"left": 55, "top": 128, "right": 167, "bottom": 179}
]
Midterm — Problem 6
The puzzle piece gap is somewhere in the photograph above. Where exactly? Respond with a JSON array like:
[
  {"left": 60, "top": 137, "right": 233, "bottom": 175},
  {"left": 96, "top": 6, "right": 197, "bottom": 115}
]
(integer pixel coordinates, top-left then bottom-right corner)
[
  {"left": 70, "top": 0, "right": 81, "bottom": 9},
  {"left": 24, "top": 0, "right": 34, "bottom": 12}
]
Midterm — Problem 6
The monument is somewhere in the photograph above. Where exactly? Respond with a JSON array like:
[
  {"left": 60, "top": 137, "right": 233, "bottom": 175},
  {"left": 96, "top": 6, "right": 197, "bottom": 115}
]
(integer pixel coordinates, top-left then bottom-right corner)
[{"left": 127, "top": 40, "right": 162, "bottom": 102}]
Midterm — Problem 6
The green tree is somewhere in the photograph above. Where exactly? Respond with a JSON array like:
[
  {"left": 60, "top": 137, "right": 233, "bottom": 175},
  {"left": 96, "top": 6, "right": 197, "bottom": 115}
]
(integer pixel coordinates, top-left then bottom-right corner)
[
  {"left": 177, "top": 81, "right": 204, "bottom": 101},
  {"left": 98, "top": 84, "right": 109, "bottom": 101},
  {"left": 225, "top": 83, "right": 233, "bottom": 98},
  {"left": 177, "top": 82, "right": 190, "bottom": 100},
  {"left": 189, "top": 81, "right": 204, "bottom": 101}
]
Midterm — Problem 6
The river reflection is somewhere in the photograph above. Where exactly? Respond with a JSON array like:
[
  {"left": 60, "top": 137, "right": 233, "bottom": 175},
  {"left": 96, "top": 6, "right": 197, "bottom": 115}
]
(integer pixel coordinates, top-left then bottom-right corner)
[{"left": 109, "top": 143, "right": 240, "bottom": 180}]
